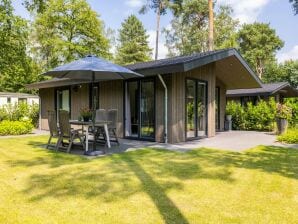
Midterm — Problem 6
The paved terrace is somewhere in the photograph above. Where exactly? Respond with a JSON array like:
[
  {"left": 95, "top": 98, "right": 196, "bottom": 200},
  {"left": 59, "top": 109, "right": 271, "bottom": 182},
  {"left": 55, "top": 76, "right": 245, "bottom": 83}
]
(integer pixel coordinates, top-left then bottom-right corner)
[{"left": 2, "top": 130, "right": 296, "bottom": 155}]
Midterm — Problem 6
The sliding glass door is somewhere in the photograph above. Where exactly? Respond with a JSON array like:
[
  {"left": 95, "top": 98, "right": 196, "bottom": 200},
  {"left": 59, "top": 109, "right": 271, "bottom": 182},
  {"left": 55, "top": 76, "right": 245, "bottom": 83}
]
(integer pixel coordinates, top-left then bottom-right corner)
[
  {"left": 125, "top": 79, "right": 155, "bottom": 140},
  {"left": 186, "top": 79, "right": 207, "bottom": 139},
  {"left": 56, "top": 89, "right": 70, "bottom": 112}
]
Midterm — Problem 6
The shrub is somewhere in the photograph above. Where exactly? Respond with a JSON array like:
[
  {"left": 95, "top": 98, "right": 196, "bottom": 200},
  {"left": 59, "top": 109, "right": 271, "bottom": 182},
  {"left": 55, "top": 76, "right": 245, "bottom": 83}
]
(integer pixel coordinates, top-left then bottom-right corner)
[
  {"left": 226, "top": 99, "right": 276, "bottom": 131},
  {"left": 226, "top": 101, "right": 246, "bottom": 130},
  {"left": 0, "top": 102, "right": 39, "bottom": 127},
  {"left": 276, "top": 103, "right": 292, "bottom": 119},
  {"left": 277, "top": 128, "right": 298, "bottom": 144},
  {"left": 0, "top": 120, "right": 34, "bottom": 135},
  {"left": 285, "top": 98, "right": 298, "bottom": 127}
]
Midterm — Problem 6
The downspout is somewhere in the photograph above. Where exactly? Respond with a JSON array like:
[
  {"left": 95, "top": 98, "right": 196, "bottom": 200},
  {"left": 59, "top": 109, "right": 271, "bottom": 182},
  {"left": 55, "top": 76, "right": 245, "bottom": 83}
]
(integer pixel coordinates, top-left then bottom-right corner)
[
  {"left": 157, "top": 74, "right": 168, "bottom": 144},
  {"left": 39, "top": 96, "right": 41, "bottom": 130}
]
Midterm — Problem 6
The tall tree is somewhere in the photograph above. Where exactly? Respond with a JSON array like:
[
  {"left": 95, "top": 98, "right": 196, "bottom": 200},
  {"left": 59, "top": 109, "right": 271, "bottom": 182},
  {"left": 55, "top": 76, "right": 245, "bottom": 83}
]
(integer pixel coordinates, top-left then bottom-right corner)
[
  {"left": 263, "top": 60, "right": 298, "bottom": 88},
  {"left": 33, "top": 0, "right": 111, "bottom": 70},
  {"left": 164, "top": 1, "right": 238, "bottom": 56},
  {"left": 23, "top": 0, "right": 48, "bottom": 14},
  {"left": 208, "top": 0, "right": 214, "bottom": 51},
  {"left": 289, "top": 0, "right": 298, "bottom": 14},
  {"left": 115, "top": 15, "right": 152, "bottom": 65},
  {"left": 237, "top": 23, "right": 284, "bottom": 79},
  {"left": 0, "top": 0, "right": 41, "bottom": 93},
  {"left": 139, "top": 0, "right": 181, "bottom": 60}
]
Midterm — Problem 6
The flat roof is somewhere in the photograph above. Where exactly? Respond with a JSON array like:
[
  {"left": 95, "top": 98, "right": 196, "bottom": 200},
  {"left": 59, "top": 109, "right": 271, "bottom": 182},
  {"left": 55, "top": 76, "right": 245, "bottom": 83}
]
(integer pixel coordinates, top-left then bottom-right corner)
[
  {"left": 0, "top": 92, "right": 39, "bottom": 98},
  {"left": 227, "top": 82, "right": 298, "bottom": 98}
]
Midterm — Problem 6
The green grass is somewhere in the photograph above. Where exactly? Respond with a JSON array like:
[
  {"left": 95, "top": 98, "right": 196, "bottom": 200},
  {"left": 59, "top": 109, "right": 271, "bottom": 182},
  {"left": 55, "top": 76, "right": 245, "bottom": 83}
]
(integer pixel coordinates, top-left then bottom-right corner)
[
  {"left": 0, "top": 136, "right": 297, "bottom": 224},
  {"left": 277, "top": 128, "right": 298, "bottom": 144}
]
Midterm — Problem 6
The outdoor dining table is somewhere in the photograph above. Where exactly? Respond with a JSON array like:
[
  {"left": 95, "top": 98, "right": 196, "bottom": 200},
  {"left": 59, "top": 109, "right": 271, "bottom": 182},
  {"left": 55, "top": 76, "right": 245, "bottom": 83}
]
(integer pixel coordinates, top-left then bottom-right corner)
[{"left": 69, "top": 120, "right": 111, "bottom": 153}]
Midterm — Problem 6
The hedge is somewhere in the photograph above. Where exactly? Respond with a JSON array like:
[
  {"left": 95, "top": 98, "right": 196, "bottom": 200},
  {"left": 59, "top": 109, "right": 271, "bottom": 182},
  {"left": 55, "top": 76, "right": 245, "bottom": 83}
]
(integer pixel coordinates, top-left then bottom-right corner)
[
  {"left": 226, "top": 99, "right": 276, "bottom": 131},
  {"left": 0, "top": 102, "right": 39, "bottom": 127},
  {"left": 0, "top": 120, "right": 34, "bottom": 136},
  {"left": 277, "top": 128, "right": 298, "bottom": 144}
]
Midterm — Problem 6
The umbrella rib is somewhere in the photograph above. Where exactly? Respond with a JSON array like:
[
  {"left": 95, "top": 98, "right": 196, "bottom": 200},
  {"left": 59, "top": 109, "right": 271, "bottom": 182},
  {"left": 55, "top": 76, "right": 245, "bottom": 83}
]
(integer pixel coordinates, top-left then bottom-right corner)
[
  {"left": 60, "top": 70, "right": 71, "bottom": 79},
  {"left": 116, "top": 72, "right": 126, "bottom": 79}
]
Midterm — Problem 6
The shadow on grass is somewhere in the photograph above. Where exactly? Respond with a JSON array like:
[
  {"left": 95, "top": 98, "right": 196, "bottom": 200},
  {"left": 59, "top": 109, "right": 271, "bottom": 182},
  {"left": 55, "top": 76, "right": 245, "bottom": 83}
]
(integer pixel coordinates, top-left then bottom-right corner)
[
  {"left": 189, "top": 146, "right": 298, "bottom": 179},
  {"left": 118, "top": 154, "right": 189, "bottom": 224},
  {"left": 4, "top": 140, "right": 298, "bottom": 223}
]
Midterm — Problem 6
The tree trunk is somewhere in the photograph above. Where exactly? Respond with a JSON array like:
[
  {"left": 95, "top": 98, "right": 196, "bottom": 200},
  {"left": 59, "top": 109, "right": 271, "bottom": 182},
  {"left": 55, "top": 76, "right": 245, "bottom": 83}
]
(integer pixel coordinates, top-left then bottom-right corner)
[
  {"left": 208, "top": 0, "right": 214, "bottom": 51},
  {"left": 155, "top": 6, "right": 161, "bottom": 60}
]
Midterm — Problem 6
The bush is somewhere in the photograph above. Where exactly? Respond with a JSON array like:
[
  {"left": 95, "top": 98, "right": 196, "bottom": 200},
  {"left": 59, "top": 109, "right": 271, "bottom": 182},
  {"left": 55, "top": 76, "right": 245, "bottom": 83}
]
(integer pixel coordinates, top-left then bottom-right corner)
[
  {"left": 226, "top": 98, "right": 276, "bottom": 131},
  {"left": 285, "top": 98, "right": 298, "bottom": 128},
  {"left": 0, "top": 102, "right": 39, "bottom": 127},
  {"left": 0, "top": 120, "right": 34, "bottom": 135},
  {"left": 277, "top": 128, "right": 298, "bottom": 144},
  {"left": 226, "top": 101, "right": 246, "bottom": 130}
]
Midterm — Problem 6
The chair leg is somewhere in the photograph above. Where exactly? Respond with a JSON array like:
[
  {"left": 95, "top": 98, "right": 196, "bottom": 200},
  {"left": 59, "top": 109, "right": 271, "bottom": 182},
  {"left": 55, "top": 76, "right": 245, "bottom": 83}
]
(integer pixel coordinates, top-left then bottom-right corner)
[
  {"left": 67, "top": 134, "right": 74, "bottom": 153},
  {"left": 46, "top": 135, "right": 53, "bottom": 149},
  {"left": 55, "top": 136, "right": 62, "bottom": 151}
]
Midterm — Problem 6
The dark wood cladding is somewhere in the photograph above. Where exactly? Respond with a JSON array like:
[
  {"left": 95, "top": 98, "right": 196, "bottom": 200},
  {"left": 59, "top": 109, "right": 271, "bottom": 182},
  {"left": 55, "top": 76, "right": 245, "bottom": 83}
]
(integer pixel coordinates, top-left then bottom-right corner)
[
  {"left": 39, "top": 62, "right": 223, "bottom": 144},
  {"left": 99, "top": 80, "right": 124, "bottom": 138},
  {"left": 71, "top": 84, "right": 89, "bottom": 120},
  {"left": 40, "top": 88, "right": 54, "bottom": 130},
  {"left": 167, "top": 63, "right": 216, "bottom": 143}
]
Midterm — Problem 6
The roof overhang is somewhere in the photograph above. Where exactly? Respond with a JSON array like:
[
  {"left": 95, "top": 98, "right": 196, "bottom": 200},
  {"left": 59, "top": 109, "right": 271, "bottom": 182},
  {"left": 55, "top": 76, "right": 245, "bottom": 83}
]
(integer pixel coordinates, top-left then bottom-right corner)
[
  {"left": 227, "top": 83, "right": 298, "bottom": 98},
  {"left": 26, "top": 78, "right": 92, "bottom": 89},
  {"left": 130, "top": 48, "right": 262, "bottom": 90}
]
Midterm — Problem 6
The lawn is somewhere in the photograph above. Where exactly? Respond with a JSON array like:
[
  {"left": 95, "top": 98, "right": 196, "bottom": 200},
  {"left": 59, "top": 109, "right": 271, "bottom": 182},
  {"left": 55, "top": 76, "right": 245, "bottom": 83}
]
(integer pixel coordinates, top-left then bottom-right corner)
[{"left": 0, "top": 136, "right": 297, "bottom": 224}]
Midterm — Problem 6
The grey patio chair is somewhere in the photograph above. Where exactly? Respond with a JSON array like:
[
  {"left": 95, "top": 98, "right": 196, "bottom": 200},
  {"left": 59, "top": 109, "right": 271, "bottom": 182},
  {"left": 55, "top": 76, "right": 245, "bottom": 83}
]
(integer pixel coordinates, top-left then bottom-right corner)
[
  {"left": 107, "top": 109, "right": 119, "bottom": 145},
  {"left": 57, "top": 110, "right": 85, "bottom": 153},
  {"left": 46, "top": 110, "right": 60, "bottom": 149},
  {"left": 93, "top": 109, "right": 107, "bottom": 145}
]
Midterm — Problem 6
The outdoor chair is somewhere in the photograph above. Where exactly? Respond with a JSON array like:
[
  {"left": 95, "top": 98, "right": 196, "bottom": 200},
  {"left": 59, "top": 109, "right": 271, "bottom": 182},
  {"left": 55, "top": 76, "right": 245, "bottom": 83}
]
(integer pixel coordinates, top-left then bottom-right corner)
[
  {"left": 57, "top": 110, "right": 85, "bottom": 153},
  {"left": 93, "top": 109, "right": 108, "bottom": 145},
  {"left": 46, "top": 110, "right": 60, "bottom": 150},
  {"left": 107, "top": 109, "right": 119, "bottom": 145}
]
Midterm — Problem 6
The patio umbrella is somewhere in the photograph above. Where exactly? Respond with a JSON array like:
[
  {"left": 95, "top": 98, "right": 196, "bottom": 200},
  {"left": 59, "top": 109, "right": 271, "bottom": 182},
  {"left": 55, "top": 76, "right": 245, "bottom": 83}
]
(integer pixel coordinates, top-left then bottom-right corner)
[{"left": 43, "top": 55, "right": 143, "bottom": 152}]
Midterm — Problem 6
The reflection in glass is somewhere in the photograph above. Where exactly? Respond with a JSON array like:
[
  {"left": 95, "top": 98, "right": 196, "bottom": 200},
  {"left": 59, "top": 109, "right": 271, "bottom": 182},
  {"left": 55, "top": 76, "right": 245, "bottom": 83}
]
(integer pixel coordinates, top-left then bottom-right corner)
[
  {"left": 140, "top": 80, "right": 155, "bottom": 138},
  {"left": 186, "top": 80, "right": 196, "bottom": 138},
  {"left": 125, "top": 81, "right": 139, "bottom": 137},
  {"left": 197, "top": 82, "right": 207, "bottom": 137},
  {"left": 186, "top": 79, "right": 207, "bottom": 139}
]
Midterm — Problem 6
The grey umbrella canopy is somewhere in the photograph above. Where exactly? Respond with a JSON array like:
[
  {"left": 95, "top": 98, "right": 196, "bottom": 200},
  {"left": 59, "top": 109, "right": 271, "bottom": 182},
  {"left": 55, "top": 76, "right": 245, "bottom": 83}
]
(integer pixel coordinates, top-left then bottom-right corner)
[
  {"left": 43, "top": 55, "right": 143, "bottom": 153},
  {"left": 43, "top": 55, "right": 143, "bottom": 80}
]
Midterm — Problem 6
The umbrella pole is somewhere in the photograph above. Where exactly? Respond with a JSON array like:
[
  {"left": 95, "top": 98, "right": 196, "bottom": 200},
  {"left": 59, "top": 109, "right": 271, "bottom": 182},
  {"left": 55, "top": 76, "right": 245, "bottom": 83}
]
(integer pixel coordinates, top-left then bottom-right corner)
[{"left": 92, "top": 72, "right": 96, "bottom": 151}]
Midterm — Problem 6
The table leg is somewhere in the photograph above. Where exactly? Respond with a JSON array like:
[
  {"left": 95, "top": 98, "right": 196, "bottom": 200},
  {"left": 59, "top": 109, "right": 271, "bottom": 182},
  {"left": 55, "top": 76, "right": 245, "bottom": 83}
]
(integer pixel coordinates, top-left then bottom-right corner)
[
  {"left": 104, "top": 124, "right": 111, "bottom": 149},
  {"left": 86, "top": 125, "right": 89, "bottom": 152}
]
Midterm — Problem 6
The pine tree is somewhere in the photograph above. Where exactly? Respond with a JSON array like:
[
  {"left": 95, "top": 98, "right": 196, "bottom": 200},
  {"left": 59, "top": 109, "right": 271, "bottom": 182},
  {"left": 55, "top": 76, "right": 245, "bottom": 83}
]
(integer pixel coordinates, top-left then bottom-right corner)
[{"left": 115, "top": 15, "right": 152, "bottom": 65}]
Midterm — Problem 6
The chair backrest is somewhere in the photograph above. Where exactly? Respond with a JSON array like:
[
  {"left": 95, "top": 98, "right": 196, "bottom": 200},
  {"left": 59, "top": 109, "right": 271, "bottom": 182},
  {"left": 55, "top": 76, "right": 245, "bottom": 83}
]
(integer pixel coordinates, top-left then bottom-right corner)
[
  {"left": 95, "top": 109, "right": 107, "bottom": 122},
  {"left": 48, "top": 110, "right": 59, "bottom": 136},
  {"left": 108, "top": 109, "right": 117, "bottom": 129},
  {"left": 58, "top": 110, "right": 71, "bottom": 137}
]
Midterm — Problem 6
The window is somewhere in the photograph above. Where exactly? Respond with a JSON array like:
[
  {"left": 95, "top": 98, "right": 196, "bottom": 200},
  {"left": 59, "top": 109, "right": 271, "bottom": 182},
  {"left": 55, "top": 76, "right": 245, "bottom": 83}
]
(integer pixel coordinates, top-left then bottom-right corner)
[
  {"left": 186, "top": 79, "right": 207, "bottom": 139},
  {"left": 56, "top": 89, "right": 70, "bottom": 112},
  {"left": 18, "top": 98, "right": 27, "bottom": 104},
  {"left": 215, "top": 87, "right": 220, "bottom": 130},
  {"left": 7, "top": 97, "right": 11, "bottom": 104},
  {"left": 125, "top": 79, "right": 155, "bottom": 140}
]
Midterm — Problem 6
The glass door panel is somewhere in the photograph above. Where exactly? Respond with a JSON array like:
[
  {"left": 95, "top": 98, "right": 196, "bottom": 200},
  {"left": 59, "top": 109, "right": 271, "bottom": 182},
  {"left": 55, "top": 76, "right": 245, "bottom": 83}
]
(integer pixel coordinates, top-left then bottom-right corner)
[
  {"left": 197, "top": 82, "right": 207, "bottom": 137},
  {"left": 215, "top": 87, "right": 220, "bottom": 130},
  {"left": 125, "top": 79, "right": 155, "bottom": 140},
  {"left": 140, "top": 80, "right": 155, "bottom": 138},
  {"left": 125, "top": 81, "right": 139, "bottom": 138},
  {"left": 186, "top": 80, "right": 196, "bottom": 138},
  {"left": 57, "top": 89, "right": 70, "bottom": 112}
]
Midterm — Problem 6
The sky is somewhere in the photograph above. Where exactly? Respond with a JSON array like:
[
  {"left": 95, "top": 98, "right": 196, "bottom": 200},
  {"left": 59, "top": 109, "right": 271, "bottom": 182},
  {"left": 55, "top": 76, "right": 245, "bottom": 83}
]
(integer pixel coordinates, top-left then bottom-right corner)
[{"left": 12, "top": 0, "right": 298, "bottom": 62}]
